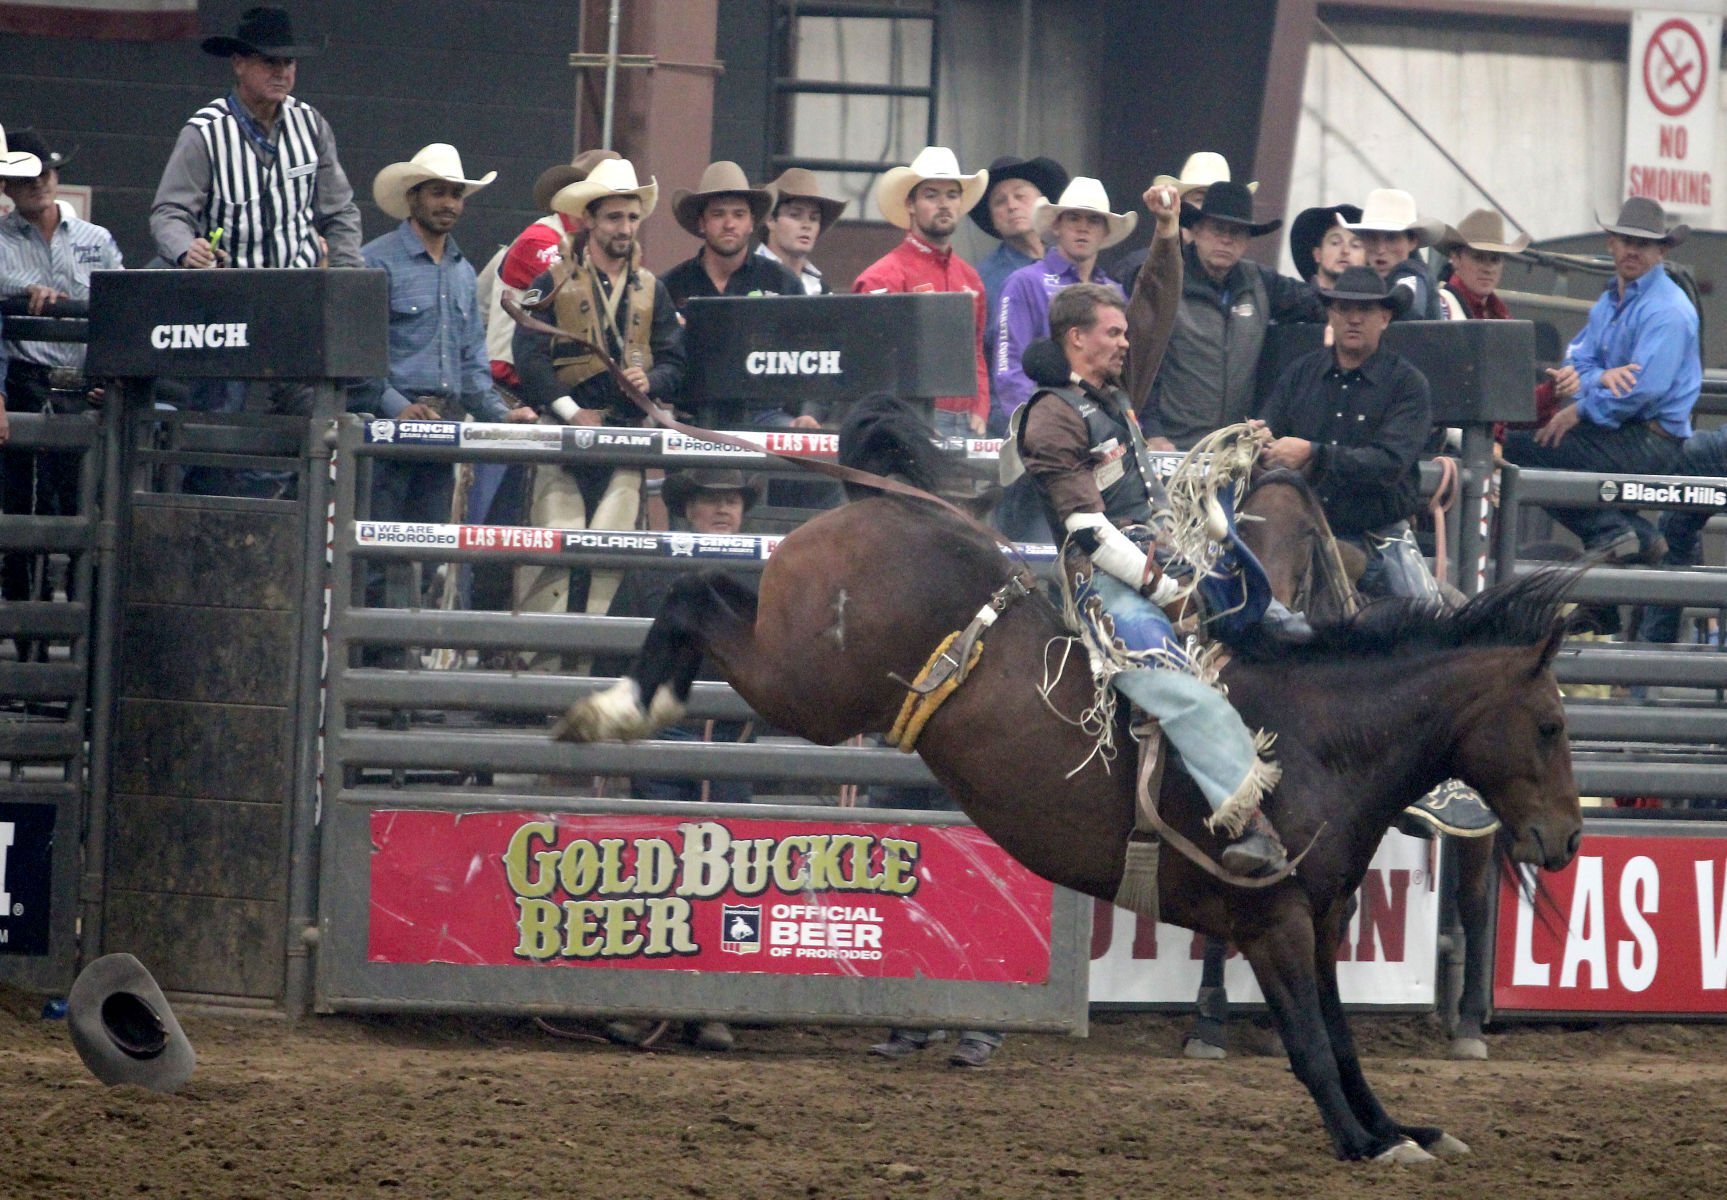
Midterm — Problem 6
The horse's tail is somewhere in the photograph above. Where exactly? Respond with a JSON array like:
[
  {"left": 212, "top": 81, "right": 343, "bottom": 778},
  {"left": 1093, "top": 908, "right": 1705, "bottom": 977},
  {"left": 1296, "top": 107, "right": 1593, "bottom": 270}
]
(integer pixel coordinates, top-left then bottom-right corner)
[{"left": 837, "top": 394, "right": 946, "bottom": 502}]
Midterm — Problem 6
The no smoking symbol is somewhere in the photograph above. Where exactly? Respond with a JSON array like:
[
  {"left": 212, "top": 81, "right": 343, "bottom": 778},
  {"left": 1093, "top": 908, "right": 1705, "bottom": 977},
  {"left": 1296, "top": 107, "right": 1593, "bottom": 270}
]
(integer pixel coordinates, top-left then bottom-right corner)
[{"left": 1644, "top": 18, "right": 1708, "bottom": 118}]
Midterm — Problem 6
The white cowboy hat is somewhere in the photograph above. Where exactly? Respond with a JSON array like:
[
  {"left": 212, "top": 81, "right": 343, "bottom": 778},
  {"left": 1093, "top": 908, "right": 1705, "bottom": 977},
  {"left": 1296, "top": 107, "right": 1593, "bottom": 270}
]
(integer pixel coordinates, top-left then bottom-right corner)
[
  {"left": 372, "top": 143, "right": 496, "bottom": 220},
  {"left": 0, "top": 123, "right": 44, "bottom": 179},
  {"left": 1152, "top": 151, "right": 1256, "bottom": 198},
  {"left": 1339, "top": 188, "right": 1443, "bottom": 247},
  {"left": 873, "top": 146, "right": 988, "bottom": 228},
  {"left": 1032, "top": 177, "right": 1138, "bottom": 251},
  {"left": 551, "top": 157, "right": 659, "bottom": 221}
]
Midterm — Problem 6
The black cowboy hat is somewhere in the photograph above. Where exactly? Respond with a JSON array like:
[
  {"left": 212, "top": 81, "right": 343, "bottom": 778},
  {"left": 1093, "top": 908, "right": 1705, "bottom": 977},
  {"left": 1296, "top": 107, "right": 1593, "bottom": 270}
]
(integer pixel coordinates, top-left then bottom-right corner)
[
  {"left": 67, "top": 954, "right": 196, "bottom": 1094},
  {"left": 1179, "top": 179, "right": 1282, "bottom": 238},
  {"left": 968, "top": 155, "right": 1069, "bottom": 239},
  {"left": 202, "top": 6, "right": 325, "bottom": 58},
  {"left": 1314, "top": 265, "right": 1411, "bottom": 316},
  {"left": 1288, "top": 203, "right": 1362, "bottom": 281},
  {"left": 661, "top": 468, "right": 761, "bottom": 517},
  {"left": 3, "top": 129, "right": 76, "bottom": 174}
]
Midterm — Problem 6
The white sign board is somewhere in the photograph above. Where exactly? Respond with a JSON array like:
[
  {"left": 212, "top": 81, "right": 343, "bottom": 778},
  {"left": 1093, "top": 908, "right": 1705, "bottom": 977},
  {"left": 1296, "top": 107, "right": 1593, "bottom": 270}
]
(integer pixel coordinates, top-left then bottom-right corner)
[
  {"left": 1623, "top": 10, "right": 1722, "bottom": 215},
  {"left": 1089, "top": 830, "right": 1441, "bottom": 1008}
]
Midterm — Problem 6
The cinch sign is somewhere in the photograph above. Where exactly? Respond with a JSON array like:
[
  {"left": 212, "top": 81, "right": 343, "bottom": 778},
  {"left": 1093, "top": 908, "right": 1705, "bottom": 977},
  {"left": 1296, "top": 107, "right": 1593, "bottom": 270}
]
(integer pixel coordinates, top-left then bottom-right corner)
[{"left": 1623, "top": 11, "right": 1722, "bottom": 214}]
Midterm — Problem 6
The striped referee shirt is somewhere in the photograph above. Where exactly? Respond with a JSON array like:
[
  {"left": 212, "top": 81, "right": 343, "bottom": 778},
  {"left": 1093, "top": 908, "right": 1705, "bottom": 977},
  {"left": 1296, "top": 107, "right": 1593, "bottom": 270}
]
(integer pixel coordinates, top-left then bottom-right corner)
[{"left": 0, "top": 201, "right": 123, "bottom": 369}]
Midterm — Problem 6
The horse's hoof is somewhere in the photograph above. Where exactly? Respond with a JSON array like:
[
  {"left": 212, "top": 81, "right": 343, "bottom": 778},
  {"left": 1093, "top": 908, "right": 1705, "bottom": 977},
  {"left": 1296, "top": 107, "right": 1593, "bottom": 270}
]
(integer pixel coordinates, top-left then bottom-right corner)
[
  {"left": 1182, "top": 1034, "right": 1226, "bottom": 1060},
  {"left": 1425, "top": 1132, "right": 1471, "bottom": 1159},
  {"left": 558, "top": 678, "right": 647, "bottom": 742},
  {"left": 1448, "top": 1036, "right": 1488, "bottom": 1061},
  {"left": 1371, "top": 1139, "right": 1436, "bottom": 1165}
]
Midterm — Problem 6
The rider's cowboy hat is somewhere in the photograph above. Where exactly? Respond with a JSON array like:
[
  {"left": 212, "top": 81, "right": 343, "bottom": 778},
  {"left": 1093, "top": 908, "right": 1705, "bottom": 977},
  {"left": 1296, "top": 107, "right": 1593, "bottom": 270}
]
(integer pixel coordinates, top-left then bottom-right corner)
[
  {"left": 672, "top": 161, "right": 772, "bottom": 236},
  {"left": 661, "top": 468, "right": 761, "bottom": 517},
  {"left": 372, "top": 144, "right": 496, "bottom": 220},
  {"left": 550, "top": 158, "right": 659, "bottom": 220},
  {"left": 532, "top": 148, "right": 620, "bottom": 214},
  {"left": 874, "top": 146, "right": 988, "bottom": 229},
  {"left": 1339, "top": 188, "right": 1443, "bottom": 247},
  {"left": 1032, "top": 177, "right": 1138, "bottom": 251},
  {"left": 1179, "top": 180, "right": 1282, "bottom": 238},
  {"left": 3, "top": 129, "right": 74, "bottom": 174},
  {"left": 760, "top": 167, "right": 847, "bottom": 232},
  {"left": 1436, "top": 209, "right": 1531, "bottom": 256},
  {"left": 1152, "top": 151, "right": 1257, "bottom": 201},
  {"left": 1314, "top": 265, "right": 1412, "bottom": 316},
  {"left": 67, "top": 954, "right": 196, "bottom": 1094},
  {"left": 0, "top": 124, "right": 44, "bottom": 179},
  {"left": 1599, "top": 196, "right": 1689, "bottom": 247},
  {"left": 969, "top": 155, "right": 1069, "bottom": 238},
  {"left": 201, "top": 6, "right": 325, "bottom": 58},
  {"left": 1288, "top": 204, "right": 1363, "bottom": 281}
]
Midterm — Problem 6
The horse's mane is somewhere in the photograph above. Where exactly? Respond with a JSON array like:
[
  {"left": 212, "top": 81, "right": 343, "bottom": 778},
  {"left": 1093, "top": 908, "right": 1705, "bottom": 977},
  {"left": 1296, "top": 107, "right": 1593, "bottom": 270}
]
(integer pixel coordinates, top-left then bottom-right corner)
[
  {"left": 1245, "top": 466, "right": 1323, "bottom": 505},
  {"left": 837, "top": 395, "right": 947, "bottom": 501},
  {"left": 1234, "top": 567, "right": 1578, "bottom": 663}
]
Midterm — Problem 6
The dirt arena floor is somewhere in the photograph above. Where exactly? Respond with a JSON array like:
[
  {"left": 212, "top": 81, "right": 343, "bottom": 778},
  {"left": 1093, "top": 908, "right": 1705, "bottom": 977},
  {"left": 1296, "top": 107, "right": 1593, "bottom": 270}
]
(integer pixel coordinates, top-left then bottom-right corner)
[{"left": 4, "top": 985, "right": 1726, "bottom": 1200}]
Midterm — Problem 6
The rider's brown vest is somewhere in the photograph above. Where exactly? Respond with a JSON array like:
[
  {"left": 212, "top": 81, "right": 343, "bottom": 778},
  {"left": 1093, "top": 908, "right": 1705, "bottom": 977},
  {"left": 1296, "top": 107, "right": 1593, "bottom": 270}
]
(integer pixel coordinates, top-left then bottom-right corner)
[{"left": 547, "top": 237, "right": 656, "bottom": 390}]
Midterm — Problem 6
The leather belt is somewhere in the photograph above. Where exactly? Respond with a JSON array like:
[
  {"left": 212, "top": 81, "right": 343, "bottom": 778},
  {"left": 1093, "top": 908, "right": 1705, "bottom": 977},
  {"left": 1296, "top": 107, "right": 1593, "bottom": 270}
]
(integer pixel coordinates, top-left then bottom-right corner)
[{"left": 1646, "top": 420, "right": 1680, "bottom": 441}]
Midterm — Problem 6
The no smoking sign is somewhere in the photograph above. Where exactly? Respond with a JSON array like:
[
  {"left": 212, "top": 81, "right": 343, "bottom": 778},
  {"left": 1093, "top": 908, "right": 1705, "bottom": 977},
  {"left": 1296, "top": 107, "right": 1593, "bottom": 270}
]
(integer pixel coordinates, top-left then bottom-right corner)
[
  {"left": 1623, "top": 10, "right": 1721, "bottom": 215},
  {"left": 1643, "top": 18, "right": 1708, "bottom": 118}
]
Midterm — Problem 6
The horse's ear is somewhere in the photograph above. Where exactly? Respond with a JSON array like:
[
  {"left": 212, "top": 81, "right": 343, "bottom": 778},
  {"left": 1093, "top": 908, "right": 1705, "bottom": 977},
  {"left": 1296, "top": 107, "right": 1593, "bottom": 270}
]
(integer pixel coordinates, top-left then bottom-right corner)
[{"left": 1530, "top": 618, "right": 1565, "bottom": 677}]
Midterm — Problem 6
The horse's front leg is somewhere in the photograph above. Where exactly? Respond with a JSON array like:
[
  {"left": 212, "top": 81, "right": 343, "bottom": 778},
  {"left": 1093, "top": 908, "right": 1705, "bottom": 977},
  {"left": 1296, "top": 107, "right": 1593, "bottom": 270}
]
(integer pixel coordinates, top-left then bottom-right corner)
[{"left": 1449, "top": 833, "right": 1498, "bottom": 1059}]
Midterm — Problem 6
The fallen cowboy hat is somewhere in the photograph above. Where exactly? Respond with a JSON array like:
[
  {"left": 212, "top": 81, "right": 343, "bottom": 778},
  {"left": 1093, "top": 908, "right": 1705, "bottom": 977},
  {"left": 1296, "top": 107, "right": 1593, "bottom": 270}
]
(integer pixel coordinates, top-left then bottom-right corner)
[
  {"left": 67, "top": 954, "right": 196, "bottom": 1093},
  {"left": 3, "top": 128, "right": 75, "bottom": 174},
  {"left": 1288, "top": 203, "right": 1363, "bottom": 282},
  {"left": 1179, "top": 179, "right": 1281, "bottom": 238},
  {"left": 201, "top": 5, "right": 325, "bottom": 58},
  {"left": 1599, "top": 195, "right": 1689, "bottom": 246},
  {"left": 532, "top": 148, "right": 621, "bottom": 214},
  {"left": 551, "top": 157, "right": 659, "bottom": 220},
  {"left": 1153, "top": 151, "right": 1256, "bottom": 198},
  {"left": 874, "top": 146, "right": 989, "bottom": 229},
  {"left": 969, "top": 155, "right": 1069, "bottom": 238},
  {"left": 672, "top": 161, "right": 772, "bottom": 236},
  {"left": 1436, "top": 208, "right": 1531, "bottom": 255},
  {"left": 760, "top": 167, "right": 847, "bottom": 232},
  {"left": 0, "top": 123, "right": 44, "bottom": 179},
  {"left": 661, "top": 468, "right": 761, "bottom": 515},
  {"left": 1339, "top": 188, "right": 1443, "bottom": 247},
  {"left": 1032, "top": 176, "right": 1138, "bottom": 251},
  {"left": 1314, "top": 264, "right": 1412, "bottom": 315},
  {"left": 372, "top": 143, "right": 497, "bottom": 220}
]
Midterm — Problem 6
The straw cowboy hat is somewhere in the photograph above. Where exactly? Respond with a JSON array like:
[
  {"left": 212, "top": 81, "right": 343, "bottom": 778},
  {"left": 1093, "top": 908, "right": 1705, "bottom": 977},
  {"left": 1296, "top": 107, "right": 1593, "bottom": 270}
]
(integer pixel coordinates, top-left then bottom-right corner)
[
  {"left": 67, "top": 954, "right": 196, "bottom": 1094},
  {"left": 0, "top": 124, "right": 44, "bottom": 179},
  {"left": 1599, "top": 196, "right": 1689, "bottom": 247},
  {"left": 201, "top": 5, "right": 325, "bottom": 58},
  {"left": 662, "top": 469, "right": 761, "bottom": 517},
  {"left": 1179, "top": 180, "right": 1281, "bottom": 238},
  {"left": 1436, "top": 209, "right": 1531, "bottom": 255},
  {"left": 532, "top": 148, "right": 620, "bottom": 214},
  {"left": 672, "top": 161, "right": 772, "bottom": 236},
  {"left": 760, "top": 167, "right": 847, "bottom": 231},
  {"left": 1315, "top": 265, "right": 1412, "bottom": 316},
  {"left": 550, "top": 157, "right": 659, "bottom": 220},
  {"left": 1288, "top": 203, "right": 1363, "bottom": 281},
  {"left": 1032, "top": 177, "right": 1138, "bottom": 251},
  {"left": 873, "top": 146, "right": 988, "bottom": 228},
  {"left": 1153, "top": 151, "right": 1257, "bottom": 199},
  {"left": 1339, "top": 188, "right": 1443, "bottom": 247},
  {"left": 372, "top": 143, "right": 496, "bottom": 220},
  {"left": 969, "top": 155, "right": 1068, "bottom": 238}
]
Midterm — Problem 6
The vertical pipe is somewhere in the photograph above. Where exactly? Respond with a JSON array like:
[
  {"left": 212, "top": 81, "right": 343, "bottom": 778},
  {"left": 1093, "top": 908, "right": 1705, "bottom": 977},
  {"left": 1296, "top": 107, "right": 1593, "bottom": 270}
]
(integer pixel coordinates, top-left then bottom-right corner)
[
  {"left": 1014, "top": 0, "right": 1031, "bottom": 152},
  {"left": 1456, "top": 425, "right": 1493, "bottom": 597},
  {"left": 601, "top": 0, "right": 623, "bottom": 150},
  {"left": 1492, "top": 462, "right": 1521, "bottom": 586}
]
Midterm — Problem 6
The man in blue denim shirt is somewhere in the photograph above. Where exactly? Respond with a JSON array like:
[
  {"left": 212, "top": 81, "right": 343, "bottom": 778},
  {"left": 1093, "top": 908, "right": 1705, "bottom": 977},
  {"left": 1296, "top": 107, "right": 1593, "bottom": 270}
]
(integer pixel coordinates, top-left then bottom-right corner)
[{"left": 1502, "top": 197, "right": 1700, "bottom": 563}]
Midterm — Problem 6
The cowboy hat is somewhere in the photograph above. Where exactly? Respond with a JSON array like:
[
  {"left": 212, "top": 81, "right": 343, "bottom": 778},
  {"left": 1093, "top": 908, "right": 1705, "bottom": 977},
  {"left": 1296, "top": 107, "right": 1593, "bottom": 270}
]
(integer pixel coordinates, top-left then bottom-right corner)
[
  {"left": 1315, "top": 265, "right": 1411, "bottom": 316},
  {"left": 67, "top": 954, "right": 196, "bottom": 1093},
  {"left": 873, "top": 146, "right": 988, "bottom": 229},
  {"left": 760, "top": 167, "right": 847, "bottom": 232},
  {"left": 372, "top": 144, "right": 497, "bottom": 220},
  {"left": 0, "top": 124, "right": 44, "bottom": 179},
  {"left": 1032, "top": 177, "right": 1138, "bottom": 251},
  {"left": 532, "top": 148, "right": 621, "bottom": 214},
  {"left": 550, "top": 157, "right": 659, "bottom": 220},
  {"left": 1288, "top": 204, "right": 1363, "bottom": 281},
  {"left": 1339, "top": 188, "right": 1442, "bottom": 246},
  {"left": 1599, "top": 196, "right": 1689, "bottom": 247},
  {"left": 662, "top": 468, "right": 761, "bottom": 517},
  {"left": 1179, "top": 180, "right": 1281, "bottom": 238},
  {"left": 1152, "top": 151, "right": 1257, "bottom": 199},
  {"left": 201, "top": 6, "right": 325, "bottom": 58},
  {"left": 672, "top": 161, "right": 772, "bottom": 236},
  {"left": 3, "top": 128, "right": 74, "bottom": 174},
  {"left": 1436, "top": 209, "right": 1531, "bottom": 255},
  {"left": 969, "top": 155, "right": 1069, "bottom": 238}
]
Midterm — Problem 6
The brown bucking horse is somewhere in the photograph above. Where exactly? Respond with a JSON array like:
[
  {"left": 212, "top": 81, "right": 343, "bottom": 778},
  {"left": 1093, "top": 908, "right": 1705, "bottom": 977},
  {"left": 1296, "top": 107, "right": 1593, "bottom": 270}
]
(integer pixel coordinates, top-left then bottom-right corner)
[{"left": 558, "top": 415, "right": 1582, "bottom": 1164}]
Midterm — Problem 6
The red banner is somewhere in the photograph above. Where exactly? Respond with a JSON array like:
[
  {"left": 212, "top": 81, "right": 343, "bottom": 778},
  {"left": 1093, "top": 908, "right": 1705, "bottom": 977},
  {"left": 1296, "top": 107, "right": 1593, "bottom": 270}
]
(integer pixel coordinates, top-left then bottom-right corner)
[
  {"left": 368, "top": 811, "right": 1054, "bottom": 983},
  {"left": 1496, "top": 832, "right": 1727, "bottom": 1013},
  {"left": 0, "top": 2, "right": 197, "bottom": 39}
]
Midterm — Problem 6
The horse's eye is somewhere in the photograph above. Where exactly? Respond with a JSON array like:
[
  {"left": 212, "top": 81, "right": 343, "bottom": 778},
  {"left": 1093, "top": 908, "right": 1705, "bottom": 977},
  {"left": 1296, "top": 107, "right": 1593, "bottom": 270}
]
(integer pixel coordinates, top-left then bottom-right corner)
[{"left": 1537, "top": 721, "right": 1563, "bottom": 740}]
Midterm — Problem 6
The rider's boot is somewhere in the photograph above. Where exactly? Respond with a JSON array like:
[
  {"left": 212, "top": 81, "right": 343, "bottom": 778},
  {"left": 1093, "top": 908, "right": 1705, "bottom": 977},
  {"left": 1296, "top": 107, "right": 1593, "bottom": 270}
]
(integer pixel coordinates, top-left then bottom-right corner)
[{"left": 1220, "top": 810, "right": 1288, "bottom": 877}]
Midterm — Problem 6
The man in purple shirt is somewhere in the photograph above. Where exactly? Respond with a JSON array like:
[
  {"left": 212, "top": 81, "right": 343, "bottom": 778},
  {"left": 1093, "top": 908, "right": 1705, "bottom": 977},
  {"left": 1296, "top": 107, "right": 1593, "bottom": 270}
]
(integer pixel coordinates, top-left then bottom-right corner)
[{"left": 970, "top": 156, "right": 1067, "bottom": 434}]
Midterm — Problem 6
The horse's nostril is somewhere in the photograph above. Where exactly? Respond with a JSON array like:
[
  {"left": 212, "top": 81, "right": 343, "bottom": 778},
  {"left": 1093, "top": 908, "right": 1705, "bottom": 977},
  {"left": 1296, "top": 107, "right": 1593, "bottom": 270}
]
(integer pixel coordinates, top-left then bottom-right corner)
[{"left": 1567, "top": 827, "right": 1583, "bottom": 857}]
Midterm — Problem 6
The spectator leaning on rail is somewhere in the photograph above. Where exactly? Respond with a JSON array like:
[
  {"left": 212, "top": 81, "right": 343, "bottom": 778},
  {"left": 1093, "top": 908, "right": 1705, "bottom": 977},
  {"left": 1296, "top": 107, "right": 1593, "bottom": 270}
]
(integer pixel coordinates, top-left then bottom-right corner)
[
  {"left": 1638, "top": 423, "right": 1727, "bottom": 643},
  {"left": 754, "top": 168, "right": 845, "bottom": 297},
  {"left": 1287, "top": 203, "right": 1364, "bottom": 290},
  {"left": 512, "top": 158, "right": 685, "bottom": 668},
  {"left": 1501, "top": 197, "right": 1701, "bottom": 565},
  {"left": 853, "top": 147, "right": 993, "bottom": 437},
  {"left": 1339, "top": 189, "right": 1444, "bottom": 322},
  {"left": 969, "top": 155, "right": 1068, "bottom": 432}
]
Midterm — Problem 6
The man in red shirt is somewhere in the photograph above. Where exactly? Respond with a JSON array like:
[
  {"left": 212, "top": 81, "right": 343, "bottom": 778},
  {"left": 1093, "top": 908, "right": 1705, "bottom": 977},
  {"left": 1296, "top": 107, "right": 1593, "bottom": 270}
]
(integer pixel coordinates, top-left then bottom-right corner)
[{"left": 852, "top": 147, "right": 991, "bottom": 436}]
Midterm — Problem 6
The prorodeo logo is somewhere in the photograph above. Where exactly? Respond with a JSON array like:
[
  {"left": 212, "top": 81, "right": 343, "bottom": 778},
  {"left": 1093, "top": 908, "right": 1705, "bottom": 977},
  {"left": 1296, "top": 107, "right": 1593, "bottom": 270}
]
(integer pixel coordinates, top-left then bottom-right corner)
[
  {"left": 149, "top": 322, "right": 250, "bottom": 349},
  {"left": 721, "top": 904, "right": 762, "bottom": 954},
  {"left": 1599, "top": 480, "right": 1621, "bottom": 503}
]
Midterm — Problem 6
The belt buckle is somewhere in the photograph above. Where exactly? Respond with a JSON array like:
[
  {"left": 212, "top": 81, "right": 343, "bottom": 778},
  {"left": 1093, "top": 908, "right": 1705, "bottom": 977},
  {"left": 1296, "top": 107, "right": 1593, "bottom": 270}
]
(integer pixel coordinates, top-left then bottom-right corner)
[{"left": 47, "top": 367, "right": 86, "bottom": 393}]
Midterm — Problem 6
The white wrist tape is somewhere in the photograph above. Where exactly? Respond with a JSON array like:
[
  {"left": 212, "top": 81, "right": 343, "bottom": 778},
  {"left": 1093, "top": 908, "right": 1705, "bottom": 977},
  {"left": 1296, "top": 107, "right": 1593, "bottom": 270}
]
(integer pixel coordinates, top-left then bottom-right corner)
[
  {"left": 1065, "top": 512, "right": 1148, "bottom": 590},
  {"left": 549, "top": 395, "right": 579, "bottom": 423}
]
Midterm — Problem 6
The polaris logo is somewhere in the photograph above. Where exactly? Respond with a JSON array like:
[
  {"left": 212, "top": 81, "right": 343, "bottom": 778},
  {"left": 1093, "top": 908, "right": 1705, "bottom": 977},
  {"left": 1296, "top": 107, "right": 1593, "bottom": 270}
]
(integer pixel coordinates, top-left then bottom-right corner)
[
  {"left": 150, "top": 322, "right": 250, "bottom": 349},
  {"left": 0, "top": 821, "right": 12, "bottom": 914},
  {"left": 744, "top": 350, "right": 841, "bottom": 376}
]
